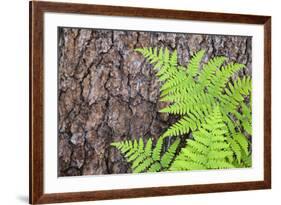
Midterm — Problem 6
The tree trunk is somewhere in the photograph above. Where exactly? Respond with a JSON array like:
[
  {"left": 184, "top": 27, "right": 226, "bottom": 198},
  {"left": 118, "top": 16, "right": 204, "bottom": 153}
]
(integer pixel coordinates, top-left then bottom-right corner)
[{"left": 58, "top": 27, "right": 252, "bottom": 176}]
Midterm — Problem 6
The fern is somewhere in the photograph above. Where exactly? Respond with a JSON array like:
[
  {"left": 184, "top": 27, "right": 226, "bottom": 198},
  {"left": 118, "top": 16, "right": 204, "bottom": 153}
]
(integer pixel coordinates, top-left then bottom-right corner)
[
  {"left": 112, "top": 47, "right": 252, "bottom": 174},
  {"left": 136, "top": 47, "right": 252, "bottom": 166},
  {"left": 170, "top": 107, "right": 234, "bottom": 171},
  {"left": 111, "top": 137, "right": 180, "bottom": 173}
]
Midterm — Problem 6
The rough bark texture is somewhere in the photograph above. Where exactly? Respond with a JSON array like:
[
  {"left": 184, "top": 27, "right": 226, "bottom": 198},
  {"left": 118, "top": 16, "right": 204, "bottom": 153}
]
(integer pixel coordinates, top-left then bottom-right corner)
[{"left": 58, "top": 27, "right": 252, "bottom": 176}]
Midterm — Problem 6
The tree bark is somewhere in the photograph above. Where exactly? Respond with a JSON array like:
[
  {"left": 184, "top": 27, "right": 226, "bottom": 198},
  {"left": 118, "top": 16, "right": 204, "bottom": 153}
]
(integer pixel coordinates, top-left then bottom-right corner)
[{"left": 58, "top": 27, "right": 252, "bottom": 176}]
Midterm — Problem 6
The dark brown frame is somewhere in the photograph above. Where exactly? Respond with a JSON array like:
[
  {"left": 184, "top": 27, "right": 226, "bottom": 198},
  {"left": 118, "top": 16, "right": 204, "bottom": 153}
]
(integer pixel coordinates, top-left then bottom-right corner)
[{"left": 29, "top": 1, "right": 271, "bottom": 204}]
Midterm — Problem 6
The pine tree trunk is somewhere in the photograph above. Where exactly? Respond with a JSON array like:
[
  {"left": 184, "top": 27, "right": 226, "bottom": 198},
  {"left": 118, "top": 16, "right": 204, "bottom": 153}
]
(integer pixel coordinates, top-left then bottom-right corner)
[{"left": 58, "top": 27, "right": 252, "bottom": 176}]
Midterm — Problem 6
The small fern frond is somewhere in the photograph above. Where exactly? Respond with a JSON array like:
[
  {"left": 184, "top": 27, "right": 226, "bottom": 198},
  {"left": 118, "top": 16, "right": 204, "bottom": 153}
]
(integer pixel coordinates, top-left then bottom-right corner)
[
  {"left": 242, "top": 119, "right": 252, "bottom": 135},
  {"left": 152, "top": 137, "right": 164, "bottom": 161},
  {"left": 111, "top": 137, "right": 181, "bottom": 173},
  {"left": 160, "top": 95, "right": 213, "bottom": 116},
  {"left": 244, "top": 154, "right": 252, "bottom": 167},
  {"left": 170, "top": 50, "right": 178, "bottom": 67},
  {"left": 198, "top": 56, "right": 226, "bottom": 89},
  {"left": 170, "top": 160, "right": 206, "bottom": 171},
  {"left": 186, "top": 50, "right": 205, "bottom": 78},
  {"left": 158, "top": 50, "right": 206, "bottom": 101},
  {"left": 208, "top": 62, "right": 245, "bottom": 97},
  {"left": 161, "top": 138, "right": 181, "bottom": 168},
  {"left": 221, "top": 77, "right": 251, "bottom": 106},
  {"left": 162, "top": 116, "right": 192, "bottom": 137},
  {"left": 135, "top": 47, "right": 179, "bottom": 84},
  {"left": 160, "top": 70, "right": 188, "bottom": 92},
  {"left": 233, "top": 133, "right": 250, "bottom": 157},
  {"left": 227, "top": 136, "right": 242, "bottom": 163},
  {"left": 148, "top": 162, "right": 162, "bottom": 172},
  {"left": 144, "top": 138, "right": 152, "bottom": 155}
]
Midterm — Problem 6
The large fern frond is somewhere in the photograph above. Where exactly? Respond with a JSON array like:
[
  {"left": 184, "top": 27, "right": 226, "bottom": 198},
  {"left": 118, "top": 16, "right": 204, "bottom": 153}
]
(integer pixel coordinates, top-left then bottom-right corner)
[
  {"left": 137, "top": 47, "right": 252, "bottom": 164},
  {"left": 136, "top": 47, "right": 252, "bottom": 167},
  {"left": 170, "top": 107, "right": 234, "bottom": 171}
]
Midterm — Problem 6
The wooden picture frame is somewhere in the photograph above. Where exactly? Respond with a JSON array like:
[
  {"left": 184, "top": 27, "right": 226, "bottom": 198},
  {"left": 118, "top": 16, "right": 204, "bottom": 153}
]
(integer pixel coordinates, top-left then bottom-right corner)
[{"left": 29, "top": 1, "right": 271, "bottom": 204}]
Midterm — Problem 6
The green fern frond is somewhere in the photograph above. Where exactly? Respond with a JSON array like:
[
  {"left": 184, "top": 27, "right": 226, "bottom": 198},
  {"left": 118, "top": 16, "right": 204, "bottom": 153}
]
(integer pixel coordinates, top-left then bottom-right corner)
[
  {"left": 198, "top": 56, "right": 227, "bottom": 88},
  {"left": 152, "top": 137, "right": 164, "bottom": 161},
  {"left": 227, "top": 137, "right": 242, "bottom": 163},
  {"left": 160, "top": 70, "right": 188, "bottom": 92},
  {"left": 111, "top": 137, "right": 180, "bottom": 173},
  {"left": 160, "top": 79, "right": 197, "bottom": 98},
  {"left": 232, "top": 153, "right": 252, "bottom": 168},
  {"left": 221, "top": 77, "right": 251, "bottom": 106},
  {"left": 160, "top": 95, "right": 213, "bottom": 116},
  {"left": 186, "top": 50, "right": 205, "bottom": 78},
  {"left": 170, "top": 50, "right": 178, "bottom": 67},
  {"left": 162, "top": 116, "right": 193, "bottom": 137},
  {"left": 122, "top": 47, "right": 253, "bottom": 171},
  {"left": 208, "top": 62, "right": 245, "bottom": 97},
  {"left": 148, "top": 162, "right": 162, "bottom": 172},
  {"left": 161, "top": 138, "right": 181, "bottom": 168},
  {"left": 227, "top": 132, "right": 250, "bottom": 164},
  {"left": 243, "top": 154, "right": 252, "bottom": 167},
  {"left": 233, "top": 133, "right": 249, "bottom": 155},
  {"left": 170, "top": 107, "right": 234, "bottom": 171},
  {"left": 135, "top": 47, "right": 178, "bottom": 83},
  {"left": 145, "top": 138, "right": 153, "bottom": 156}
]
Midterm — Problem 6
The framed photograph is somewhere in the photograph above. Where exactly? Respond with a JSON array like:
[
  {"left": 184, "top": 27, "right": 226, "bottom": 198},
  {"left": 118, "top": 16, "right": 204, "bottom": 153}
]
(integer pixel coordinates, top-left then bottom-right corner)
[{"left": 29, "top": 1, "right": 271, "bottom": 204}]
